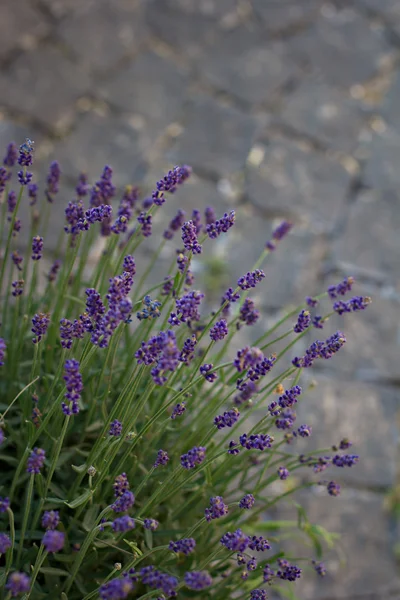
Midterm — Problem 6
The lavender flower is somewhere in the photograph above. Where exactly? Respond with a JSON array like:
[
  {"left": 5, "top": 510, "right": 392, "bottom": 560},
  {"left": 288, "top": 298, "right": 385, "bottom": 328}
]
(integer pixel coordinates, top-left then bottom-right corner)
[
  {"left": 99, "top": 576, "right": 134, "bottom": 599},
  {"left": 31, "top": 236, "right": 43, "bottom": 260},
  {"left": 143, "top": 518, "right": 159, "bottom": 531},
  {"left": 184, "top": 571, "right": 212, "bottom": 590},
  {"left": 333, "top": 295, "right": 371, "bottom": 315},
  {"left": 292, "top": 332, "right": 346, "bottom": 368},
  {"left": 181, "top": 220, "right": 202, "bottom": 254},
  {"left": 169, "top": 538, "right": 196, "bottom": 555},
  {"left": 298, "top": 424, "right": 312, "bottom": 437},
  {"left": 112, "top": 516, "right": 135, "bottom": 532},
  {"left": 17, "top": 170, "right": 33, "bottom": 185},
  {"left": 294, "top": 309, "right": 311, "bottom": 333},
  {"left": 122, "top": 255, "right": 136, "bottom": 275},
  {"left": 61, "top": 359, "right": 83, "bottom": 416},
  {"left": 278, "top": 466, "right": 289, "bottom": 480},
  {"left": 327, "top": 481, "right": 341, "bottom": 496},
  {"left": 239, "top": 494, "right": 255, "bottom": 509},
  {"left": 7, "top": 190, "right": 16, "bottom": 213},
  {"left": 0, "top": 533, "right": 11, "bottom": 554},
  {"left": 42, "top": 530, "right": 65, "bottom": 552},
  {"left": 328, "top": 276, "right": 354, "bottom": 299},
  {"left": 205, "top": 496, "right": 229, "bottom": 522},
  {"left": 238, "top": 269, "right": 265, "bottom": 291},
  {"left": 247, "top": 557, "right": 257, "bottom": 571},
  {"left": 210, "top": 319, "right": 228, "bottom": 341},
  {"left": 249, "top": 535, "right": 270, "bottom": 551},
  {"left": 206, "top": 210, "right": 235, "bottom": 238},
  {"left": 250, "top": 589, "right": 268, "bottom": 600},
  {"left": 152, "top": 165, "right": 191, "bottom": 205},
  {"left": 28, "top": 183, "right": 38, "bottom": 205},
  {"left": 266, "top": 220, "right": 293, "bottom": 250},
  {"left": 6, "top": 572, "right": 31, "bottom": 596},
  {"left": 76, "top": 173, "right": 89, "bottom": 198},
  {"left": 214, "top": 408, "right": 240, "bottom": 429},
  {"left": 31, "top": 313, "right": 50, "bottom": 344},
  {"left": 205, "top": 206, "right": 216, "bottom": 225},
  {"left": 175, "top": 290, "right": 204, "bottom": 324},
  {"left": 339, "top": 438, "right": 352, "bottom": 450},
  {"left": 332, "top": 454, "right": 359, "bottom": 467},
  {"left": 137, "top": 212, "right": 152, "bottom": 237},
  {"left": 140, "top": 566, "right": 178, "bottom": 597},
  {"left": 312, "top": 560, "right": 327, "bottom": 576},
  {"left": 239, "top": 298, "right": 260, "bottom": 326},
  {"left": 220, "top": 529, "right": 249, "bottom": 552},
  {"left": 0, "top": 497, "right": 10, "bottom": 512},
  {"left": 41, "top": 510, "right": 60, "bottom": 530},
  {"left": 11, "top": 251, "right": 23, "bottom": 271},
  {"left": 113, "top": 473, "right": 129, "bottom": 497},
  {"left": 240, "top": 433, "right": 273, "bottom": 451},
  {"left": 180, "top": 446, "right": 206, "bottom": 469},
  {"left": 111, "top": 491, "right": 135, "bottom": 513},
  {"left": 3, "top": 142, "right": 18, "bottom": 167},
  {"left": 136, "top": 295, "right": 161, "bottom": 321},
  {"left": 154, "top": 449, "right": 169, "bottom": 467},
  {"left": 234, "top": 346, "right": 264, "bottom": 373},
  {"left": 27, "top": 447, "right": 46, "bottom": 474},
  {"left": 171, "top": 402, "right": 186, "bottom": 419},
  {"left": 200, "top": 363, "right": 217, "bottom": 382},
  {"left": 90, "top": 165, "right": 115, "bottom": 207},
  {"left": 12, "top": 280, "right": 24, "bottom": 297},
  {"left": 277, "top": 558, "right": 302, "bottom": 581},
  {"left": 313, "top": 315, "right": 324, "bottom": 329},
  {"left": 109, "top": 420, "right": 123, "bottom": 437},
  {"left": 45, "top": 161, "right": 61, "bottom": 202}
]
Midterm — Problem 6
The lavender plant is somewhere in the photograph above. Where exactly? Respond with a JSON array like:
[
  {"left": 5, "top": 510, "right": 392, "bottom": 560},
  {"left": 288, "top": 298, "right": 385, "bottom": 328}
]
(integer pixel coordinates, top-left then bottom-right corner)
[{"left": 0, "top": 139, "right": 371, "bottom": 599}]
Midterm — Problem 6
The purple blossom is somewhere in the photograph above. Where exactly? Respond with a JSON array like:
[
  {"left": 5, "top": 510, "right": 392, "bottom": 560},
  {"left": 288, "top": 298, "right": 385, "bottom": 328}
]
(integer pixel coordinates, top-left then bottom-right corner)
[
  {"left": 18, "top": 170, "right": 33, "bottom": 185},
  {"left": 263, "top": 564, "right": 275, "bottom": 581},
  {"left": 239, "top": 298, "right": 260, "bottom": 326},
  {"left": 0, "top": 167, "right": 11, "bottom": 193},
  {"left": 234, "top": 346, "right": 264, "bottom": 373},
  {"left": 61, "top": 359, "right": 83, "bottom": 416},
  {"left": 137, "top": 212, "right": 152, "bottom": 237},
  {"left": 239, "top": 494, "right": 255, "bottom": 509},
  {"left": 181, "top": 220, "right": 202, "bottom": 254},
  {"left": 90, "top": 165, "right": 116, "bottom": 207},
  {"left": 191, "top": 209, "right": 202, "bottom": 234},
  {"left": 18, "top": 138, "right": 34, "bottom": 166},
  {"left": 205, "top": 206, "right": 216, "bottom": 225},
  {"left": 113, "top": 473, "right": 129, "bottom": 498},
  {"left": 136, "top": 295, "right": 161, "bottom": 321},
  {"left": 64, "top": 200, "right": 85, "bottom": 235},
  {"left": 11, "top": 251, "right": 23, "bottom": 271},
  {"left": 27, "top": 447, "right": 46, "bottom": 474},
  {"left": 154, "top": 449, "right": 169, "bottom": 468},
  {"left": 277, "top": 558, "right": 302, "bottom": 581},
  {"left": 277, "top": 466, "right": 289, "bottom": 480},
  {"left": 11, "top": 218, "right": 21, "bottom": 237},
  {"left": 292, "top": 332, "right": 346, "bottom": 368},
  {"left": 85, "top": 288, "right": 105, "bottom": 323},
  {"left": 99, "top": 576, "right": 134, "bottom": 599},
  {"left": 0, "top": 533, "right": 11, "bottom": 554},
  {"left": 184, "top": 571, "right": 212, "bottom": 590},
  {"left": 111, "top": 490, "right": 135, "bottom": 513},
  {"left": 41, "top": 510, "right": 60, "bottom": 530},
  {"left": 179, "top": 334, "right": 197, "bottom": 365},
  {"left": 328, "top": 276, "right": 355, "bottom": 299},
  {"left": 3, "top": 142, "right": 18, "bottom": 167},
  {"left": 169, "top": 538, "right": 196, "bottom": 555},
  {"left": 206, "top": 210, "right": 235, "bottom": 238},
  {"left": 31, "top": 313, "right": 50, "bottom": 344},
  {"left": 306, "top": 296, "right": 318, "bottom": 307},
  {"left": 175, "top": 290, "right": 204, "bottom": 324},
  {"left": 234, "top": 380, "right": 258, "bottom": 406},
  {"left": 294, "top": 309, "right": 311, "bottom": 333},
  {"left": 249, "top": 535, "right": 270, "bottom": 552},
  {"left": 6, "top": 572, "right": 31, "bottom": 597},
  {"left": 122, "top": 255, "right": 136, "bottom": 275},
  {"left": 42, "top": 530, "right": 65, "bottom": 552},
  {"left": 275, "top": 408, "right": 296, "bottom": 430},
  {"left": 238, "top": 269, "right": 265, "bottom": 291},
  {"left": 250, "top": 589, "right": 268, "bottom": 600},
  {"left": 298, "top": 424, "right": 312, "bottom": 438},
  {"left": 0, "top": 497, "right": 10, "bottom": 512},
  {"left": 210, "top": 319, "right": 228, "bottom": 341},
  {"left": 313, "top": 315, "right": 324, "bottom": 329},
  {"left": 112, "top": 515, "right": 135, "bottom": 532},
  {"left": 45, "top": 161, "right": 61, "bottom": 202},
  {"left": 140, "top": 566, "right": 178, "bottom": 597},
  {"left": 164, "top": 209, "right": 186, "bottom": 239},
  {"left": 339, "top": 438, "right": 352, "bottom": 450},
  {"left": 332, "top": 454, "right": 359, "bottom": 467},
  {"left": 333, "top": 295, "right": 371, "bottom": 315},
  {"left": 278, "top": 385, "right": 302, "bottom": 409},
  {"left": 200, "top": 363, "right": 217, "bottom": 382},
  {"left": 28, "top": 183, "right": 38, "bottom": 205},
  {"left": 312, "top": 560, "right": 327, "bottom": 576},
  {"left": 228, "top": 440, "right": 241, "bottom": 455},
  {"left": 220, "top": 529, "right": 249, "bottom": 552},
  {"left": 240, "top": 433, "right": 273, "bottom": 451},
  {"left": 78, "top": 205, "right": 113, "bottom": 231},
  {"left": 7, "top": 190, "right": 16, "bottom": 213},
  {"left": 247, "top": 354, "right": 276, "bottom": 381},
  {"left": 171, "top": 402, "right": 186, "bottom": 419},
  {"left": 152, "top": 165, "right": 191, "bottom": 205},
  {"left": 214, "top": 408, "right": 240, "bottom": 429},
  {"left": 180, "top": 446, "right": 206, "bottom": 469},
  {"left": 247, "top": 557, "right": 257, "bottom": 571},
  {"left": 31, "top": 235, "right": 43, "bottom": 260},
  {"left": 143, "top": 518, "right": 159, "bottom": 531},
  {"left": 76, "top": 173, "right": 89, "bottom": 198},
  {"left": 266, "top": 220, "right": 293, "bottom": 250},
  {"left": 109, "top": 420, "right": 123, "bottom": 437},
  {"left": 205, "top": 496, "right": 229, "bottom": 522},
  {"left": 12, "top": 280, "right": 24, "bottom": 297}
]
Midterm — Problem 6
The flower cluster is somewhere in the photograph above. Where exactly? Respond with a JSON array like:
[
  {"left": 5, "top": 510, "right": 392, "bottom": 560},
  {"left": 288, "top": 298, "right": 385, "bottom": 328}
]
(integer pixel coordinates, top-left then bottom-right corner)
[
  {"left": 61, "top": 359, "right": 83, "bottom": 415},
  {"left": 180, "top": 446, "right": 206, "bottom": 469},
  {"left": 205, "top": 496, "right": 229, "bottom": 521},
  {"left": 169, "top": 538, "right": 196, "bottom": 555},
  {"left": 206, "top": 210, "right": 236, "bottom": 238}
]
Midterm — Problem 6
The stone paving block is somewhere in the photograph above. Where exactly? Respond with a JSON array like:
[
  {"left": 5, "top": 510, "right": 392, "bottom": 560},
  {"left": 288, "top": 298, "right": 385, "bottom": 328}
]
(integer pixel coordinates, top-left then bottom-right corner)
[
  {"left": 278, "top": 76, "right": 369, "bottom": 153},
  {"left": 362, "top": 127, "right": 400, "bottom": 191},
  {"left": 294, "top": 374, "right": 398, "bottom": 488},
  {"left": 286, "top": 7, "right": 392, "bottom": 90},
  {"left": 98, "top": 52, "right": 189, "bottom": 140},
  {"left": 145, "top": 0, "right": 220, "bottom": 59},
  {"left": 0, "top": 0, "right": 49, "bottom": 57},
  {"left": 0, "top": 46, "right": 91, "bottom": 132},
  {"left": 200, "top": 27, "right": 300, "bottom": 105},
  {"left": 273, "top": 489, "right": 400, "bottom": 599},
  {"left": 251, "top": 0, "right": 321, "bottom": 31},
  {"left": 147, "top": 0, "right": 240, "bottom": 19},
  {"left": 356, "top": 0, "right": 400, "bottom": 25},
  {"left": 58, "top": 0, "right": 148, "bottom": 72},
  {"left": 49, "top": 111, "right": 149, "bottom": 186},
  {"left": 245, "top": 137, "right": 351, "bottom": 233},
  {"left": 168, "top": 95, "right": 262, "bottom": 176}
]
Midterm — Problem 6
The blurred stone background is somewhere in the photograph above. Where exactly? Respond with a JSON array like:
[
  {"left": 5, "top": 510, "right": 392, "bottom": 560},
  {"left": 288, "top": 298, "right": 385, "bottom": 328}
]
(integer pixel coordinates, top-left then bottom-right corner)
[{"left": 1, "top": 0, "right": 400, "bottom": 597}]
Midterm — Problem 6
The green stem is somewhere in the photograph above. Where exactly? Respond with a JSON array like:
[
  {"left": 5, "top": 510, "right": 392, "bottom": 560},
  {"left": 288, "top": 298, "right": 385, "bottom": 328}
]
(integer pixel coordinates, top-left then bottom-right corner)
[{"left": 16, "top": 473, "right": 34, "bottom": 565}]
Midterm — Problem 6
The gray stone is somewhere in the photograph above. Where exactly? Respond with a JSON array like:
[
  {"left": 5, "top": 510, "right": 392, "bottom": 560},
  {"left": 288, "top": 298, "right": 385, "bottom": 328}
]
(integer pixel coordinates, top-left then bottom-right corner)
[
  {"left": 201, "top": 28, "right": 300, "bottom": 105},
  {"left": 362, "top": 127, "right": 400, "bottom": 191},
  {"left": 58, "top": 0, "right": 148, "bottom": 72},
  {"left": 146, "top": 0, "right": 240, "bottom": 19},
  {"left": 286, "top": 7, "right": 391, "bottom": 89},
  {"left": 274, "top": 489, "right": 400, "bottom": 599},
  {"left": 251, "top": 0, "right": 321, "bottom": 31},
  {"left": 0, "top": 46, "right": 91, "bottom": 132},
  {"left": 295, "top": 374, "right": 398, "bottom": 487},
  {"left": 245, "top": 137, "right": 351, "bottom": 232},
  {"left": 168, "top": 95, "right": 262, "bottom": 176},
  {"left": 49, "top": 111, "right": 149, "bottom": 185},
  {"left": 356, "top": 0, "right": 400, "bottom": 23},
  {"left": 278, "top": 76, "right": 369, "bottom": 152},
  {"left": 98, "top": 52, "right": 189, "bottom": 140},
  {"left": 0, "top": 0, "right": 49, "bottom": 57}
]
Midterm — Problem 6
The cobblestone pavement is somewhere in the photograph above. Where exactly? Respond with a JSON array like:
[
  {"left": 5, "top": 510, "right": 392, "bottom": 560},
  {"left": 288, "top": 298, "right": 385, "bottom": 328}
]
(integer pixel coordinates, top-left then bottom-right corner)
[{"left": 1, "top": 0, "right": 400, "bottom": 597}]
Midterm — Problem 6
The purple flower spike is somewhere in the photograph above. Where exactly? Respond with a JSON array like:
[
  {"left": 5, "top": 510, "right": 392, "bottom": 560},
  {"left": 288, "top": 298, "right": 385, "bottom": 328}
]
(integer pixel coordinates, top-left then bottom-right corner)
[
  {"left": 239, "top": 494, "right": 255, "bottom": 509},
  {"left": 90, "top": 165, "right": 116, "bottom": 207},
  {"left": 31, "top": 236, "right": 43, "bottom": 260},
  {"left": 328, "top": 276, "right": 355, "bottom": 299},
  {"left": 61, "top": 359, "right": 83, "bottom": 416},
  {"left": 184, "top": 571, "right": 212, "bottom": 590},
  {"left": 109, "top": 420, "right": 122, "bottom": 437},
  {"left": 294, "top": 309, "right": 311, "bottom": 333},
  {"left": 111, "top": 490, "right": 135, "bottom": 513},
  {"left": 205, "top": 496, "right": 228, "bottom": 522},
  {"left": 28, "top": 183, "right": 38, "bottom": 206},
  {"left": 137, "top": 212, "right": 152, "bottom": 237},
  {"left": 11, "top": 251, "right": 23, "bottom": 271},
  {"left": 0, "top": 167, "right": 11, "bottom": 193},
  {"left": 333, "top": 295, "right": 371, "bottom": 315},
  {"left": 251, "top": 589, "right": 268, "bottom": 600},
  {"left": 41, "top": 510, "right": 60, "bottom": 530},
  {"left": 6, "top": 572, "right": 31, "bottom": 596},
  {"left": 7, "top": 190, "right": 17, "bottom": 213},
  {"left": 327, "top": 481, "right": 341, "bottom": 496},
  {"left": 27, "top": 447, "right": 46, "bottom": 474},
  {"left": 206, "top": 210, "right": 235, "bottom": 238},
  {"left": 238, "top": 269, "right": 265, "bottom": 291},
  {"left": 214, "top": 408, "right": 240, "bottom": 429},
  {"left": 143, "top": 518, "right": 159, "bottom": 531},
  {"left": 180, "top": 446, "right": 206, "bottom": 469},
  {"left": 99, "top": 576, "right": 134, "bottom": 599},
  {"left": 249, "top": 535, "right": 270, "bottom": 551},
  {"left": 112, "top": 515, "right": 135, "bottom": 532},
  {"left": 12, "top": 280, "right": 24, "bottom": 297},
  {"left": 181, "top": 220, "right": 202, "bottom": 254},
  {"left": 42, "top": 530, "right": 65, "bottom": 552},
  {"left": 31, "top": 313, "right": 50, "bottom": 344},
  {"left": 154, "top": 449, "right": 169, "bottom": 468},
  {"left": 46, "top": 161, "right": 61, "bottom": 202},
  {"left": 0, "top": 533, "right": 11, "bottom": 554},
  {"left": 171, "top": 401, "right": 186, "bottom": 419},
  {"left": 210, "top": 319, "right": 228, "bottom": 341},
  {"left": 200, "top": 363, "right": 217, "bottom": 382},
  {"left": 18, "top": 170, "right": 33, "bottom": 186},
  {"left": 169, "top": 538, "right": 196, "bottom": 555},
  {"left": 239, "top": 298, "right": 260, "bottom": 326},
  {"left": 220, "top": 529, "right": 249, "bottom": 552},
  {"left": 113, "top": 473, "right": 130, "bottom": 498},
  {"left": 3, "top": 142, "right": 18, "bottom": 167},
  {"left": 278, "top": 466, "right": 289, "bottom": 480}
]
